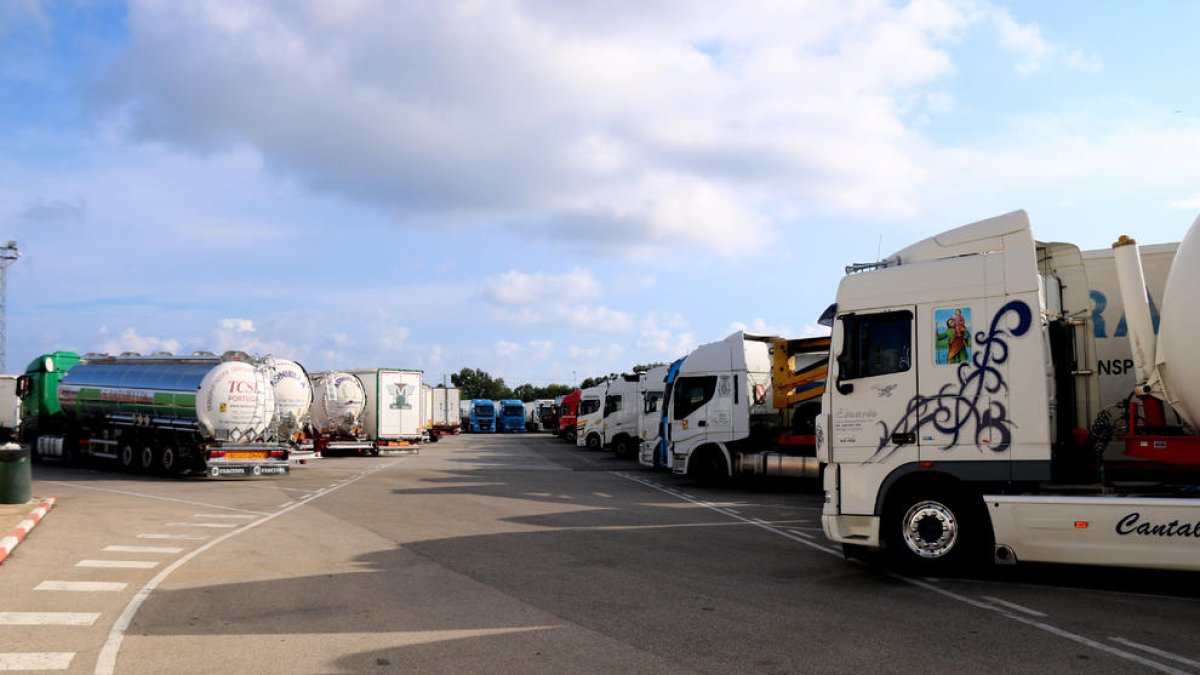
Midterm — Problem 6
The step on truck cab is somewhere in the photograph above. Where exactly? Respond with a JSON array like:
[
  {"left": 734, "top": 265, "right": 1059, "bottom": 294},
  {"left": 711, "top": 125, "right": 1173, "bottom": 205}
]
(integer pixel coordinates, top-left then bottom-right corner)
[{"left": 818, "top": 210, "right": 1200, "bottom": 572}]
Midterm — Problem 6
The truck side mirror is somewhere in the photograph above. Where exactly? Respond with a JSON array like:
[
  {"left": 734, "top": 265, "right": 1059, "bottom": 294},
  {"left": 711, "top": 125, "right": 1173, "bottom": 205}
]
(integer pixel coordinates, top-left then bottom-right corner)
[{"left": 15, "top": 375, "right": 30, "bottom": 398}]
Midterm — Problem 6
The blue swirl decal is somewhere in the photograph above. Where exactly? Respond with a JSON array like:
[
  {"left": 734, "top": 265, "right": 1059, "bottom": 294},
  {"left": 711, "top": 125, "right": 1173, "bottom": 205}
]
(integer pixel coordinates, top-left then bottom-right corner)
[{"left": 872, "top": 300, "right": 1032, "bottom": 461}]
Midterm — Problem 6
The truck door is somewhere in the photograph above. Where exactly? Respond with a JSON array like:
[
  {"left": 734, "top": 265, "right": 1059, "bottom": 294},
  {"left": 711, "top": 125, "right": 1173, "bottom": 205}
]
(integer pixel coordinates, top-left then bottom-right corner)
[
  {"left": 829, "top": 308, "right": 918, "bottom": 466},
  {"left": 670, "top": 373, "right": 726, "bottom": 453}
]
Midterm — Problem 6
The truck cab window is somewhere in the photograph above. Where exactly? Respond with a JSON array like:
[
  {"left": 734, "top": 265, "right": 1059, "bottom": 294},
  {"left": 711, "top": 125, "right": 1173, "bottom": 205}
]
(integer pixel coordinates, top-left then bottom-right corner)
[
  {"left": 604, "top": 395, "right": 622, "bottom": 417},
  {"left": 579, "top": 399, "right": 601, "bottom": 415},
  {"left": 672, "top": 375, "right": 717, "bottom": 420},
  {"left": 838, "top": 310, "right": 913, "bottom": 380}
]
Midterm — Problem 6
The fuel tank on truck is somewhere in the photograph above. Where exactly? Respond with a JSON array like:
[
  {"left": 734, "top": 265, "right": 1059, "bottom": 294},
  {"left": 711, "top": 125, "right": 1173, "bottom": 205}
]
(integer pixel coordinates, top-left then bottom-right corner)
[
  {"left": 310, "top": 371, "right": 367, "bottom": 436},
  {"left": 269, "top": 358, "right": 313, "bottom": 440},
  {"left": 1154, "top": 215, "right": 1200, "bottom": 429},
  {"left": 56, "top": 352, "right": 276, "bottom": 443}
]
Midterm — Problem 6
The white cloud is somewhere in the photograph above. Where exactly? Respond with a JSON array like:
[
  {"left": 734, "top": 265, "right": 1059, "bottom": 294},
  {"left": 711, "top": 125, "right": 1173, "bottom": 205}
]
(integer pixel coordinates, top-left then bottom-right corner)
[
  {"left": 482, "top": 267, "right": 600, "bottom": 305},
  {"left": 728, "top": 318, "right": 793, "bottom": 337},
  {"left": 98, "top": 327, "right": 182, "bottom": 356},
  {"left": 496, "top": 340, "right": 522, "bottom": 357},
  {"left": 1170, "top": 196, "right": 1200, "bottom": 210},
  {"left": 92, "top": 0, "right": 1086, "bottom": 257}
]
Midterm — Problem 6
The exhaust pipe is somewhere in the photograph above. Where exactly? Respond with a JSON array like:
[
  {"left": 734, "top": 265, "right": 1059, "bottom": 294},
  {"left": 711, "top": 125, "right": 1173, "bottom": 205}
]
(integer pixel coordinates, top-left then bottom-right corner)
[{"left": 736, "top": 452, "right": 821, "bottom": 479}]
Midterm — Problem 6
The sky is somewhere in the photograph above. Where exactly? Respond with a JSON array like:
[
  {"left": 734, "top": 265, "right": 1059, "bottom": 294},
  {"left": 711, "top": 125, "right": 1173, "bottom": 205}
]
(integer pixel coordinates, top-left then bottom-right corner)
[{"left": 2, "top": 0, "right": 1198, "bottom": 388}]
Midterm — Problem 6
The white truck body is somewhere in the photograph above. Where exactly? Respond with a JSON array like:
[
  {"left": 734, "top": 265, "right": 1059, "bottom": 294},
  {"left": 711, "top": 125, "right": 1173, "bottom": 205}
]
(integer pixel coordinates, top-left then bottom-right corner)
[
  {"left": 599, "top": 373, "right": 643, "bottom": 457},
  {"left": 637, "top": 366, "right": 669, "bottom": 454},
  {"left": 0, "top": 374, "right": 20, "bottom": 441},
  {"left": 819, "top": 210, "right": 1200, "bottom": 572},
  {"left": 575, "top": 384, "right": 606, "bottom": 449},
  {"left": 348, "top": 368, "right": 424, "bottom": 451},
  {"left": 431, "top": 387, "right": 462, "bottom": 433},
  {"left": 664, "top": 332, "right": 827, "bottom": 481}
]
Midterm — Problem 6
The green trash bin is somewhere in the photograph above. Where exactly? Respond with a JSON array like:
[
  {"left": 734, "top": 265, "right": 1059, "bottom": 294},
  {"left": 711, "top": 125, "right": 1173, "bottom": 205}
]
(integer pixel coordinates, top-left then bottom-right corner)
[{"left": 0, "top": 443, "right": 31, "bottom": 504}]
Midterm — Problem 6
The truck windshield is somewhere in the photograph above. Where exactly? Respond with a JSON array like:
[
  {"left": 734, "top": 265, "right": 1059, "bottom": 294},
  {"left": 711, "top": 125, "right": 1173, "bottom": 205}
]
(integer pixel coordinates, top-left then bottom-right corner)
[{"left": 503, "top": 405, "right": 523, "bottom": 416}]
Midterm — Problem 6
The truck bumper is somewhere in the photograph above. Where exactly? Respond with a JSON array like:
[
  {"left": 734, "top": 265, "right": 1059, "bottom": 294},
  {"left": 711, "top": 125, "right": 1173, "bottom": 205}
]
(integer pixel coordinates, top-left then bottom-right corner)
[
  {"left": 206, "top": 459, "right": 290, "bottom": 478},
  {"left": 821, "top": 513, "right": 881, "bottom": 550}
]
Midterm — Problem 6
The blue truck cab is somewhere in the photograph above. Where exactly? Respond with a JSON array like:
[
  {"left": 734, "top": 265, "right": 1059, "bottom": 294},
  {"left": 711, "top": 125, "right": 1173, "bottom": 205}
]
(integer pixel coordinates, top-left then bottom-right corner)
[
  {"left": 497, "top": 399, "right": 526, "bottom": 433},
  {"left": 469, "top": 399, "right": 496, "bottom": 433}
]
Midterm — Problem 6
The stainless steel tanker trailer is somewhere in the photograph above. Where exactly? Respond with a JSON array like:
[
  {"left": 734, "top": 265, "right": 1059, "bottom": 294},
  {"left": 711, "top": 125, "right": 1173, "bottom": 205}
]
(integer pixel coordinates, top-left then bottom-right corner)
[
  {"left": 308, "top": 370, "right": 373, "bottom": 455},
  {"left": 19, "top": 350, "right": 290, "bottom": 477}
]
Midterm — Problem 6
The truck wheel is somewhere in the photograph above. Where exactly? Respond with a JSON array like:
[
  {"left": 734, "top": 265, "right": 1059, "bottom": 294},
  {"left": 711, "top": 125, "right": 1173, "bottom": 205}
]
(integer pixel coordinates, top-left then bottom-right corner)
[
  {"left": 120, "top": 444, "right": 136, "bottom": 471},
  {"left": 565, "top": 429, "right": 577, "bottom": 443},
  {"left": 160, "top": 445, "right": 179, "bottom": 475},
  {"left": 585, "top": 433, "right": 602, "bottom": 450},
  {"left": 611, "top": 436, "right": 633, "bottom": 459},
  {"left": 692, "top": 447, "right": 729, "bottom": 486},
  {"left": 139, "top": 445, "right": 156, "bottom": 473},
  {"left": 885, "top": 491, "right": 985, "bottom": 574}
]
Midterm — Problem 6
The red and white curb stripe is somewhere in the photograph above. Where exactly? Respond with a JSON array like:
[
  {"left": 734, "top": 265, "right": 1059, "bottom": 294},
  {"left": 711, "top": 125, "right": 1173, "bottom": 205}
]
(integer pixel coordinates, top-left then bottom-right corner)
[{"left": 0, "top": 497, "right": 57, "bottom": 565}]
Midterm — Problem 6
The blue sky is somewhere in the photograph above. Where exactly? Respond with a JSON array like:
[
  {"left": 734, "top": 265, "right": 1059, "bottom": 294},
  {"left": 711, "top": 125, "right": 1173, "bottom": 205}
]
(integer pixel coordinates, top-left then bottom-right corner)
[{"left": 2, "top": 0, "right": 1198, "bottom": 387}]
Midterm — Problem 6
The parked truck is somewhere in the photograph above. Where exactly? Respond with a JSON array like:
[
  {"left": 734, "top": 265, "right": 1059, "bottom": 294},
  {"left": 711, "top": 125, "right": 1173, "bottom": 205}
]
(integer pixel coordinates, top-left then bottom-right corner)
[
  {"left": 345, "top": 368, "right": 424, "bottom": 452},
  {"left": 21, "top": 350, "right": 290, "bottom": 477},
  {"left": 819, "top": 210, "right": 1200, "bottom": 572},
  {"left": 635, "top": 365, "right": 669, "bottom": 461},
  {"left": 430, "top": 386, "right": 462, "bottom": 437},
  {"left": 268, "top": 358, "right": 313, "bottom": 456},
  {"left": 496, "top": 399, "right": 527, "bottom": 433},
  {"left": 656, "top": 332, "right": 828, "bottom": 482},
  {"left": 556, "top": 389, "right": 581, "bottom": 442},
  {"left": 0, "top": 374, "right": 20, "bottom": 442},
  {"left": 641, "top": 360, "right": 684, "bottom": 470},
  {"left": 575, "top": 385, "right": 606, "bottom": 449},
  {"left": 469, "top": 399, "right": 496, "bottom": 433},
  {"left": 309, "top": 371, "right": 373, "bottom": 455}
]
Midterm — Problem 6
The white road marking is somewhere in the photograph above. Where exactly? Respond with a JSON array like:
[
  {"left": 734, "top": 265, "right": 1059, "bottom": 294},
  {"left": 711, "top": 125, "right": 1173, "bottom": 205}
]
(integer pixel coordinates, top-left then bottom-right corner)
[
  {"left": 0, "top": 652, "right": 74, "bottom": 670},
  {"left": 102, "top": 546, "right": 183, "bottom": 554},
  {"left": 981, "top": 596, "right": 1048, "bottom": 617},
  {"left": 165, "top": 522, "right": 237, "bottom": 529},
  {"left": 42, "top": 481, "right": 268, "bottom": 515},
  {"left": 190, "top": 514, "right": 257, "bottom": 520},
  {"left": 94, "top": 460, "right": 401, "bottom": 675},
  {"left": 76, "top": 560, "right": 158, "bottom": 570},
  {"left": 138, "top": 534, "right": 209, "bottom": 541},
  {"left": 616, "top": 471, "right": 1192, "bottom": 675},
  {"left": 1109, "top": 637, "right": 1200, "bottom": 669},
  {"left": 35, "top": 581, "right": 128, "bottom": 592},
  {"left": 0, "top": 613, "right": 99, "bottom": 626}
]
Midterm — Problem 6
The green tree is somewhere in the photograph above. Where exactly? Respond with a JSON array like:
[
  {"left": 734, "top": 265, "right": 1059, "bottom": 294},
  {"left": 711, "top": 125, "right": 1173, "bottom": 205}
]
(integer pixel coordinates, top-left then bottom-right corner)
[{"left": 451, "top": 367, "right": 513, "bottom": 400}]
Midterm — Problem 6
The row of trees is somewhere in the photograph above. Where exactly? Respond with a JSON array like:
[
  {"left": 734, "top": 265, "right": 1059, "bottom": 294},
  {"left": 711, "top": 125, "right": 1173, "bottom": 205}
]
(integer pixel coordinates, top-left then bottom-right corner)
[{"left": 450, "top": 363, "right": 668, "bottom": 402}]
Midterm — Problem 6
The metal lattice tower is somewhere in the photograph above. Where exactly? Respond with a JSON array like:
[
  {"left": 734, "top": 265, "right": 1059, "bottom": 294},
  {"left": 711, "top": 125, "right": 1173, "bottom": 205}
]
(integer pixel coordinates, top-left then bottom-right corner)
[{"left": 0, "top": 241, "right": 20, "bottom": 373}]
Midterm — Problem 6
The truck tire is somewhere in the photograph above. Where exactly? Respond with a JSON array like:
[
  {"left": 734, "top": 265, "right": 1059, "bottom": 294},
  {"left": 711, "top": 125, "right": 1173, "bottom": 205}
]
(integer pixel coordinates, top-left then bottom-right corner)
[
  {"left": 692, "top": 447, "right": 729, "bottom": 486},
  {"left": 160, "top": 445, "right": 180, "bottom": 475},
  {"left": 139, "top": 445, "right": 156, "bottom": 473},
  {"left": 611, "top": 435, "right": 633, "bottom": 459},
  {"left": 884, "top": 490, "right": 987, "bottom": 574},
  {"left": 585, "top": 433, "right": 602, "bottom": 450},
  {"left": 565, "top": 429, "right": 577, "bottom": 443},
  {"left": 120, "top": 444, "right": 136, "bottom": 472}
]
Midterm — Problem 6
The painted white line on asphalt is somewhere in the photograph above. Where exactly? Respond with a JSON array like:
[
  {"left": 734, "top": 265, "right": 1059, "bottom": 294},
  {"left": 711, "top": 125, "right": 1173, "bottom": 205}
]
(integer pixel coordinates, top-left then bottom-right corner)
[
  {"left": 0, "top": 612, "right": 99, "bottom": 626},
  {"left": 982, "top": 596, "right": 1048, "bottom": 618},
  {"left": 138, "top": 534, "right": 209, "bottom": 541},
  {"left": 1109, "top": 637, "right": 1200, "bottom": 669},
  {"left": 190, "top": 514, "right": 257, "bottom": 520},
  {"left": 76, "top": 560, "right": 158, "bottom": 570},
  {"left": 615, "top": 470, "right": 1191, "bottom": 675},
  {"left": 94, "top": 459, "right": 402, "bottom": 675},
  {"left": 165, "top": 522, "right": 237, "bottom": 529},
  {"left": 36, "top": 581, "right": 128, "bottom": 592},
  {"left": 42, "top": 481, "right": 269, "bottom": 515},
  {"left": 0, "top": 652, "right": 74, "bottom": 670},
  {"left": 102, "top": 546, "right": 183, "bottom": 554}
]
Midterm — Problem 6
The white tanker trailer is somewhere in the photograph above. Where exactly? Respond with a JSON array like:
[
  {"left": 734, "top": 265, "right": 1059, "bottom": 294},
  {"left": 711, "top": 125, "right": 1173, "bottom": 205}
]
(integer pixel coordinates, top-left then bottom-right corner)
[
  {"left": 308, "top": 371, "right": 373, "bottom": 455},
  {"left": 20, "top": 350, "right": 290, "bottom": 477},
  {"left": 268, "top": 357, "right": 314, "bottom": 454}
]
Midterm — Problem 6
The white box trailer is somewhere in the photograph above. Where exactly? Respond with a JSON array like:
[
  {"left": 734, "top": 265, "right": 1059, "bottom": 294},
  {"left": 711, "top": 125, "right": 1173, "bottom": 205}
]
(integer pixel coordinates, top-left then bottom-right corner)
[
  {"left": 431, "top": 386, "right": 462, "bottom": 436},
  {"left": 347, "top": 368, "right": 424, "bottom": 452},
  {"left": 0, "top": 374, "right": 20, "bottom": 442}
]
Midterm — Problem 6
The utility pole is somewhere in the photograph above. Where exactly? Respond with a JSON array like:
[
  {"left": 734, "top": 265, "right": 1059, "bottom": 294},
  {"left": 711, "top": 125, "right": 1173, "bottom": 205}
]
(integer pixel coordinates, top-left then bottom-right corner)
[{"left": 0, "top": 241, "right": 19, "bottom": 373}]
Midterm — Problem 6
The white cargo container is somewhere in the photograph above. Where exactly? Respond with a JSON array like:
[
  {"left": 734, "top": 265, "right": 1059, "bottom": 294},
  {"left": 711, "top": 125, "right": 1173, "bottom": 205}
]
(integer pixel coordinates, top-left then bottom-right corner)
[
  {"left": 0, "top": 374, "right": 20, "bottom": 442},
  {"left": 347, "top": 368, "right": 424, "bottom": 452},
  {"left": 431, "top": 386, "right": 461, "bottom": 436}
]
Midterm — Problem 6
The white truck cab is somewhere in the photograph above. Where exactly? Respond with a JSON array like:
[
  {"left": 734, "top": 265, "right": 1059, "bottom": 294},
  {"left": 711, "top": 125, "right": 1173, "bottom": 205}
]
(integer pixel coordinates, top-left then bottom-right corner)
[{"left": 576, "top": 384, "right": 606, "bottom": 449}]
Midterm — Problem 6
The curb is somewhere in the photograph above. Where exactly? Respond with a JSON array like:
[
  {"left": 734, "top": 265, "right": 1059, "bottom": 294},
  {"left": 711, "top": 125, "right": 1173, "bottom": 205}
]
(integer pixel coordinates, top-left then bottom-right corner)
[{"left": 0, "top": 497, "right": 57, "bottom": 565}]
